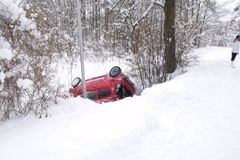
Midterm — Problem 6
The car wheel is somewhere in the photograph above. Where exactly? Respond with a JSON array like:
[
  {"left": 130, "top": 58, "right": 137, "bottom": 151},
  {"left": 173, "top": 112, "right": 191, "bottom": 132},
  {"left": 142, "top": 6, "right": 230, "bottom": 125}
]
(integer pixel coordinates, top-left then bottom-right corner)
[
  {"left": 71, "top": 77, "right": 81, "bottom": 88},
  {"left": 109, "top": 66, "right": 121, "bottom": 78}
]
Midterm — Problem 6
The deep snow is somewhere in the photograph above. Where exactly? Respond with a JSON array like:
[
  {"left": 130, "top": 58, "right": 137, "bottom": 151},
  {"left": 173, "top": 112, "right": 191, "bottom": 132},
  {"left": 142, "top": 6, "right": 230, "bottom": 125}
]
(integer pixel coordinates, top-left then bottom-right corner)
[{"left": 1, "top": 47, "right": 240, "bottom": 160}]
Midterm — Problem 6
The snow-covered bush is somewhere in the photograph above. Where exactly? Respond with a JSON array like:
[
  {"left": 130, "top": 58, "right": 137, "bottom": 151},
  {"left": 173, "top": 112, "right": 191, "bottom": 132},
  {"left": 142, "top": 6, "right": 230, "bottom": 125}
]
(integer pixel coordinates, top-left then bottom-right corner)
[{"left": 0, "top": 0, "right": 75, "bottom": 121}]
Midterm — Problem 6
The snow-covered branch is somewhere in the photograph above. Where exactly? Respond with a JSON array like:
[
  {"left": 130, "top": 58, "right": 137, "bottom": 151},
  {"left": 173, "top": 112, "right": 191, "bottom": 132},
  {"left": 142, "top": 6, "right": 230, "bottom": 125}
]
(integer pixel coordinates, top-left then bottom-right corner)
[
  {"left": 133, "top": 0, "right": 164, "bottom": 28},
  {"left": 0, "top": 0, "right": 36, "bottom": 31},
  {"left": 154, "top": 0, "right": 164, "bottom": 9}
]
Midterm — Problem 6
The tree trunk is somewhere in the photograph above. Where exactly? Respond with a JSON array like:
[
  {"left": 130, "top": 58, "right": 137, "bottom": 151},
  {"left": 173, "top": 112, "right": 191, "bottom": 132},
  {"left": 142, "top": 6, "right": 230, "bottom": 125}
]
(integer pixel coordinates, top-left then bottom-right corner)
[{"left": 164, "top": 0, "right": 177, "bottom": 73}]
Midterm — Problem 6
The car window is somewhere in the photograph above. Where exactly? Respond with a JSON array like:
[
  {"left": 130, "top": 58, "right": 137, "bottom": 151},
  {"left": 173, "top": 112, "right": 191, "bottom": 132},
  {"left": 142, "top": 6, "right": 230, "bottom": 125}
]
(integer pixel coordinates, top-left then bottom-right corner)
[
  {"left": 116, "top": 84, "right": 124, "bottom": 99},
  {"left": 98, "top": 89, "right": 111, "bottom": 98},
  {"left": 124, "top": 87, "right": 132, "bottom": 97},
  {"left": 87, "top": 91, "right": 97, "bottom": 100}
]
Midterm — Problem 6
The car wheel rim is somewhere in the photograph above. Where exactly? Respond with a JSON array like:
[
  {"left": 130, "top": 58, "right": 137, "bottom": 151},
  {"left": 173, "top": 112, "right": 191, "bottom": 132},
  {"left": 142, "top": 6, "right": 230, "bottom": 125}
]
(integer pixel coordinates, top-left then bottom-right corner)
[
  {"left": 111, "top": 68, "right": 119, "bottom": 76},
  {"left": 71, "top": 77, "right": 81, "bottom": 87}
]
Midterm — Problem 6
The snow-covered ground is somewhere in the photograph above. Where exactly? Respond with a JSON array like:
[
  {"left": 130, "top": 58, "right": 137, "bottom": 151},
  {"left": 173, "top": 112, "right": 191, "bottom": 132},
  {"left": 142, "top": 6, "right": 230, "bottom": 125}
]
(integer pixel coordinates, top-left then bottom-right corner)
[{"left": 1, "top": 47, "right": 240, "bottom": 160}]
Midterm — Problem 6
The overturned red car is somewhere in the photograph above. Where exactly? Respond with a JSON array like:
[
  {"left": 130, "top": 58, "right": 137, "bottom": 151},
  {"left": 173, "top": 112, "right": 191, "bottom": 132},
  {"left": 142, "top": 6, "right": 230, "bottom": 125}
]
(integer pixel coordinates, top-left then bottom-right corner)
[{"left": 69, "top": 66, "right": 135, "bottom": 103}]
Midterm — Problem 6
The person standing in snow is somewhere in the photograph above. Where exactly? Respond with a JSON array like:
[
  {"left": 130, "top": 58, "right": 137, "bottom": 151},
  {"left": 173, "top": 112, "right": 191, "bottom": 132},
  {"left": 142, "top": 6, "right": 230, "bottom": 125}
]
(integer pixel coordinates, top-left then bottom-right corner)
[{"left": 231, "top": 35, "right": 240, "bottom": 67}]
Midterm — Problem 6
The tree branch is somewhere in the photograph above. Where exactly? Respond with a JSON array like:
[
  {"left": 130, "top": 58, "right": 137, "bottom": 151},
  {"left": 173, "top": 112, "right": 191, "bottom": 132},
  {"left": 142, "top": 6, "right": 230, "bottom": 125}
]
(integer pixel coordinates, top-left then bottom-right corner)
[{"left": 132, "top": 0, "right": 164, "bottom": 29}]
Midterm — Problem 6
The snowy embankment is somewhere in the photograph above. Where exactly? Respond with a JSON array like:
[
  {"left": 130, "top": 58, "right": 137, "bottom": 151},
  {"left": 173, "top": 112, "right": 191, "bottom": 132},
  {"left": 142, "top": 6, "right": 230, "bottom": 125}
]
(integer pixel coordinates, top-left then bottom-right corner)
[{"left": 1, "top": 47, "right": 240, "bottom": 160}]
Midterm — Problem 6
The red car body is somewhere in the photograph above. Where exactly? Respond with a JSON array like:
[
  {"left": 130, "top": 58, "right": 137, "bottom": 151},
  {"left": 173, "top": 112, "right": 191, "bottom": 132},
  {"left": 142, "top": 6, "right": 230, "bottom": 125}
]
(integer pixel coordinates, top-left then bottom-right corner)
[{"left": 69, "top": 67, "right": 135, "bottom": 103}]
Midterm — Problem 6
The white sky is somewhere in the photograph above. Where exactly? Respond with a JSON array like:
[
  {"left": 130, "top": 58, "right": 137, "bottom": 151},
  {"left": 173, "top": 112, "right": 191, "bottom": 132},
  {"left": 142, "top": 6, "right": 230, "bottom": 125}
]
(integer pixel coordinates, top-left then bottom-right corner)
[
  {"left": 217, "top": 0, "right": 240, "bottom": 22},
  {"left": 217, "top": 0, "right": 239, "bottom": 9}
]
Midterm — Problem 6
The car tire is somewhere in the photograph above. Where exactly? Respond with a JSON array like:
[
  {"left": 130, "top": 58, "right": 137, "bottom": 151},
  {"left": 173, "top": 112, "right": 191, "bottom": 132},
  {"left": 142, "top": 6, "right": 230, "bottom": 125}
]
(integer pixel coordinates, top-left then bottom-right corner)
[
  {"left": 109, "top": 66, "right": 121, "bottom": 78},
  {"left": 71, "top": 77, "right": 81, "bottom": 88}
]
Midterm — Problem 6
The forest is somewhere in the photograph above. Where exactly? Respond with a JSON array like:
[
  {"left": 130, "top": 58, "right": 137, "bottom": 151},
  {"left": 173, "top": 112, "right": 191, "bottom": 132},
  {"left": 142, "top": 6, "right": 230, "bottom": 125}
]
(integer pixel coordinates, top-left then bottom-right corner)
[{"left": 0, "top": 0, "right": 240, "bottom": 121}]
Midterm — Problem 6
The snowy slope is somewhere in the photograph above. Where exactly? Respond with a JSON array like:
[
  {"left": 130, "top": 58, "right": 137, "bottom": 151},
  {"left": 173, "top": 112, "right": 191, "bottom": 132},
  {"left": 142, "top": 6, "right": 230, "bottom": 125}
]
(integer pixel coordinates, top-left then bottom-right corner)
[{"left": 1, "top": 47, "right": 240, "bottom": 160}]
